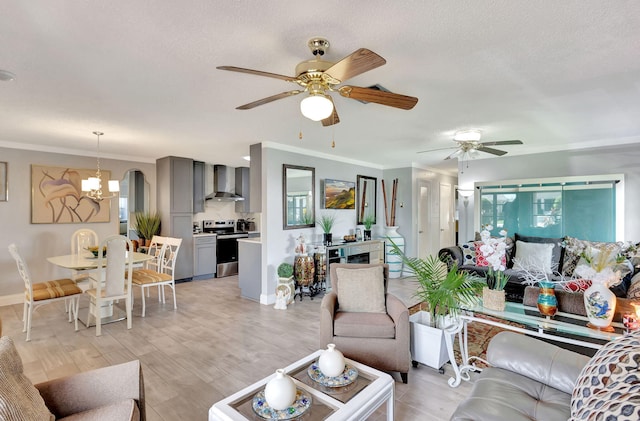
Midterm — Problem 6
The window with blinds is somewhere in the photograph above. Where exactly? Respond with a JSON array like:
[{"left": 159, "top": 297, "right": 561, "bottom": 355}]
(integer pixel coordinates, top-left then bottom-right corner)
[{"left": 477, "top": 175, "right": 621, "bottom": 242}]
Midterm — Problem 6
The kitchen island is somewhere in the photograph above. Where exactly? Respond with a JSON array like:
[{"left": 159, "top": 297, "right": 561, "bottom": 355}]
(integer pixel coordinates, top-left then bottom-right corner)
[{"left": 237, "top": 237, "right": 262, "bottom": 302}]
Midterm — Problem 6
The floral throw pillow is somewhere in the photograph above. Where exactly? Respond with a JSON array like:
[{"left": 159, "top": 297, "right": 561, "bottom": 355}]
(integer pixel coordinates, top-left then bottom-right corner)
[{"left": 460, "top": 242, "right": 476, "bottom": 265}]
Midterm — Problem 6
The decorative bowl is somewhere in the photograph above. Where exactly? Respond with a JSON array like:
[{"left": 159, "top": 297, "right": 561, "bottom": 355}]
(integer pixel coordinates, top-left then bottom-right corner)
[{"left": 87, "top": 246, "right": 106, "bottom": 257}]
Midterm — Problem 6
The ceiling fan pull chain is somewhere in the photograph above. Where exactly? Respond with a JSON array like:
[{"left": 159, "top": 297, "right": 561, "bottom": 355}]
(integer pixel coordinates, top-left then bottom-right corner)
[{"left": 299, "top": 130, "right": 303, "bottom": 140}]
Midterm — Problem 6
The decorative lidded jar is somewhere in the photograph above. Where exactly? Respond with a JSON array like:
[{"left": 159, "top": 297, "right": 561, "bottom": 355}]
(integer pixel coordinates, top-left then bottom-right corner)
[
  {"left": 318, "top": 343, "right": 346, "bottom": 377},
  {"left": 264, "top": 369, "right": 296, "bottom": 411}
]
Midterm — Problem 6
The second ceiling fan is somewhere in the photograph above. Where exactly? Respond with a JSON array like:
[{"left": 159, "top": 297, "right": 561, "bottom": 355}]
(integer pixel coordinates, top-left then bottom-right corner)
[
  {"left": 418, "top": 130, "right": 523, "bottom": 160},
  {"left": 217, "top": 38, "right": 418, "bottom": 126}
]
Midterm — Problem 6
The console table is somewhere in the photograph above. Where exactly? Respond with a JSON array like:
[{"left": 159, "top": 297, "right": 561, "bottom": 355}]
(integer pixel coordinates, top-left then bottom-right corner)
[
  {"left": 320, "top": 240, "right": 385, "bottom": 289},
  {"left": 444, "top": 301, "right": 624, "bottom": 387}
]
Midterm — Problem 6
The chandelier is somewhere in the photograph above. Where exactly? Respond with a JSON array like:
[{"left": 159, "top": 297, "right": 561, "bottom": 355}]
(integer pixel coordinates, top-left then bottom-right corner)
[{"left": 81, "top": 131, "right": 119, "bottom": 201}]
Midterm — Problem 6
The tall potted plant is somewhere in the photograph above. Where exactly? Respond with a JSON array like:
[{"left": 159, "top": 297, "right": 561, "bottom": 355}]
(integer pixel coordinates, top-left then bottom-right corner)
[
  {"left": 389, "top": 240, "right": 484, "bottom": 370},
  {"left": 135, "top": 211, "right": 161, "bottom": 246},
  {"left": 317, "top": 213, "right": 336, "bottom": 246}
]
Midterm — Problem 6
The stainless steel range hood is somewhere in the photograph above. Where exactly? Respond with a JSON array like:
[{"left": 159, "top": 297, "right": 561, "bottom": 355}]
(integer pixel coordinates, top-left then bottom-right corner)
[{"left": 205, "top": 165, "right": 245, "bottom": 201}]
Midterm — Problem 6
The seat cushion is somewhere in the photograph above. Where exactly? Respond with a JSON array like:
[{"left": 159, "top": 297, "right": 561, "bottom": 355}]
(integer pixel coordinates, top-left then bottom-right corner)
[
  {"left": 0, "top": 336, "right": 54, "bottom": 421},
  {"left": 335, "top": 266, "right": 386, "bottom": 313},
  {"left": 58, "top": 399, "right": 139, "bottom": 421},
  {"left": 451, "top": 367, "right": 571, "bottom": 421},
  {"left": 131, "top": 269, "right": 171, "bottom": 285},
  {"left": 29, "top": 279, "right": 82, "bottom": 301},
  {"left": 333, "top": 312, "right": 395, "bottom": 338}
]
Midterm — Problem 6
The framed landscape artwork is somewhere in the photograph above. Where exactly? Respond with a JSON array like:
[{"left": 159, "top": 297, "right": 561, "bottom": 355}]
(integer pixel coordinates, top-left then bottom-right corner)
[
  {"left": 31, "top": 164, "right": 111, "bottom": 224},
  {"left": 324, "top": 179, "right": 355, "bottom": 209}
]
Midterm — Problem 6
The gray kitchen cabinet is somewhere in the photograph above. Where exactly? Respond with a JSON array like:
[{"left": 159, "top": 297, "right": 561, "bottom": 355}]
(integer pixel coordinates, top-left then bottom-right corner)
[
  {"left": 249, "top": 143, "right": 261, "bottom": 213},
  {"left": 157, "top": 156, "right": 194, "bottom": 280},
  {"left": 194, "top": 235, "right": 216, "bottom": 279},
  {"left": 193, "top": 160, "right": 205, "bottom": 213},
  {"left": 235, "top": 166, "right": 250, "bottom": 213}
]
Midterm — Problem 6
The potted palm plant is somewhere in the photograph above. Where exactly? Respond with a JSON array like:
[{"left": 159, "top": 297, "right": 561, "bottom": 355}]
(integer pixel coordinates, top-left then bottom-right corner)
[
  {"left": 317, "top": 213, "right": 336, "bottom": 246},
  {"left": 134, "top": 211, "right": 161, "bottom": 246},
  {"left": 389, "top": 240, "right": 484, "bottom": 371}
]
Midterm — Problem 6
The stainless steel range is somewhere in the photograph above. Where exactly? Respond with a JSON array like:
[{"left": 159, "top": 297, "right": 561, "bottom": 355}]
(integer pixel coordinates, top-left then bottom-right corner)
[{"left": 202, "top": 220, "right": 248, "bottom": 277}]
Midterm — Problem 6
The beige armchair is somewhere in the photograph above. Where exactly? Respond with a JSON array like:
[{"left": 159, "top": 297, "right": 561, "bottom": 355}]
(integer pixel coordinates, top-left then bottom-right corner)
[
  {"left": 320, "top": 263, "right": 411, "bottom": 383},
  {"left": 0, "top": 335, "right": 145, "bottom": 421}
]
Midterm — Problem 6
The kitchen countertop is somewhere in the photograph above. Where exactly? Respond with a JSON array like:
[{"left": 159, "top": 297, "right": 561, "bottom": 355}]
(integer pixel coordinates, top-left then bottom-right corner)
[
  {"left": 238, "top": 237, "right": 261, "bottom": 244},
  {"left": 193, "top": 233, "right": 217, "bottom": 237}
]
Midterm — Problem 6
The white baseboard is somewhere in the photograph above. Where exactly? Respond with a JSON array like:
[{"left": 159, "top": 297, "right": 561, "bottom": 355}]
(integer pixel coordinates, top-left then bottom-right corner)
[{"left": 0, "top": 294, "right": 23, "bottom": 307}]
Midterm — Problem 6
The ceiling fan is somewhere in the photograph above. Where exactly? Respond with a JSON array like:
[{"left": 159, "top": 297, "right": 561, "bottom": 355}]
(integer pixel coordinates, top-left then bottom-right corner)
[
  {"left": 418, "top": 130, "right": 523, "bottom": 160},
  {"left": 217, "top": 38, "right": 418, "bottom": 126}
]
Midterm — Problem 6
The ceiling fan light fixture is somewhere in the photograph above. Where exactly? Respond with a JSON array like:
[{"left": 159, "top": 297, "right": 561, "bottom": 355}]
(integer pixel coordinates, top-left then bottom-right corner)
[
  {"left": 300, "top": 93, "right": 333, "bottom": 121},
  {"left": 454, "top": 129, "right": 482, "bottom": 142}
]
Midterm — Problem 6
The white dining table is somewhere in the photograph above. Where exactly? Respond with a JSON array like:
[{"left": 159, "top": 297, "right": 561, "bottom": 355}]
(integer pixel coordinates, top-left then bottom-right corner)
[
  {"left": 47, "top": 251, "right": 154, "bottom": 271},
  {"left": 47, "top": 251, "right": 154, "bottom": 325}
]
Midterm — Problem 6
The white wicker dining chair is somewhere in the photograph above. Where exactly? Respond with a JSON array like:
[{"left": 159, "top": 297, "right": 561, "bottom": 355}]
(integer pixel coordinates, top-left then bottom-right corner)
[
  {"left": 131, "top": 236, "right": 182, "bottom": 317},
  {"left": 8, "top": 243, "right": 82, "bottom": 341},
  {"left": 85, "top": 235, "right": 133, "bottom": 336}
]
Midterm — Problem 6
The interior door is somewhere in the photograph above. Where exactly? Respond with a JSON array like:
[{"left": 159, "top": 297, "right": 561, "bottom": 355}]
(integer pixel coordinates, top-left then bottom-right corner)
[
  {"left": 417, "top": 181, "right": 431, "bottom": 259},
  {"left": 439, "top": 183, "right": 454, "bottom": 248}
]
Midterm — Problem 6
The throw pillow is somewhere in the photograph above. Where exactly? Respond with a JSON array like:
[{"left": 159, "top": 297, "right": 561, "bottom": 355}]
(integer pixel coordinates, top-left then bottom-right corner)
[
  {"left": 570, "top": 330, "right": 640, "bottom": 420},
  {"left": 0, "top": 336, "right": 54, "bottom": 421},
  {"left": 512, "top": 240, "right": 554, "bottom": 273},
  {"left": 460, "top": 242, "right": 476, "bottom": 265},
  {"left": 336, "top": 266, "right": 386, "bottom": 313},
  {"left": 627, "top": 272, "right": 640, "bottom": 300},
  {"left": 562, "top": 237, "right": 623, "bottom": 277},
  {"left": 514, "top": 233, "right": 564, "bottom": 272}
]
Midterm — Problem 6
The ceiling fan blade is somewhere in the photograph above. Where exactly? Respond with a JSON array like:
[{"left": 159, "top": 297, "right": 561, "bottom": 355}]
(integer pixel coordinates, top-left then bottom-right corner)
[
  {"left": 480, "top": 140, "right": 523, "bottom": 146},
  {"left": 477, "top": 146, "right": 508, "bottom": 156},
  {"left": 217, "top": 66, "right": 296, "bottom": 82},
  {"left": 338, "top": 86, "right": 418, "bottom": 110},
  {"left": 323, "top": 48, "right": 386, "bottom": 83},
  {"left": 321, "top": 101, "right": 340, "bottom": 126},
  {"left": 444, "top": 149, "right": 464, "bottom": 160},
  {"left": 236, "top": 90, "right": 302, "bottom": 110},
  {"left": 417, "top": 146, "right": 458, "bottom": 154}
]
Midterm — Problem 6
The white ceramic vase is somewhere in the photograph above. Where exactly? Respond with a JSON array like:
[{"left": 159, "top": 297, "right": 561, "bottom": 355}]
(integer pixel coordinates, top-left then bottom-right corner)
[
  {"left": 318, "top": 343, "right": 345, "bottom": 377},
  {"left": 264, "top": 369, "right": 296, "bottom": 411},
  {"left": 583, "top": 282, "right": 617, "bottom": 329},
  {"left": 384, "top": 226, "right": 404, "bottom": 278}
]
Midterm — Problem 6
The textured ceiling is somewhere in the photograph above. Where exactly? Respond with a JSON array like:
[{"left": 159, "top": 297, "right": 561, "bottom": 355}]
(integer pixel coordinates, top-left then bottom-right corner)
[{"left": 1, "top": 1, "right": 639, "bottom": 171}]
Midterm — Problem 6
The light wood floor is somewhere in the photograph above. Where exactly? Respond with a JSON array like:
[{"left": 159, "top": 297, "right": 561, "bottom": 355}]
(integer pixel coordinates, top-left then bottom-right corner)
[{"left": 0, "top": 276, "right": 474, "bottom": 420}]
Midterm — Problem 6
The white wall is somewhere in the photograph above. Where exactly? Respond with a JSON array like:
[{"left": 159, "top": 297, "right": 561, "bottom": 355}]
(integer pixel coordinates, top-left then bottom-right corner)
[
  {"left": 457, "top": 143, "right": 640, "bottom": 243},
  {"left": 0, "top": 147, "right": 155, "bottom": 298},
  {"left": 261, "top": 145, "right": 384, "bottom": 304}
]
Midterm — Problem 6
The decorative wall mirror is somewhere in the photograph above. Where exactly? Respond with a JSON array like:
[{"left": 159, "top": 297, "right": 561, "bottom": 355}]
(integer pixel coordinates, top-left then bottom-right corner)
[
  {"left": 283, "top": 164, "right": 315, "bottom": 230},
  {"left": 119, "top": 170, "right": 150, "bottom": 237},
  {"left": 356, "top": 175, "right": 377, "bottom": 225}
]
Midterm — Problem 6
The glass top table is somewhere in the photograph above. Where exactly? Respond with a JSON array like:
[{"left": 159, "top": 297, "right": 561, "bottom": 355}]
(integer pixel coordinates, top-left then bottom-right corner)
[
  {"left": 444, "top": 300, "right": 624, "bottom": 387},
  {"left": 208, "top": 349, "right": 394, "bottom": 421}
]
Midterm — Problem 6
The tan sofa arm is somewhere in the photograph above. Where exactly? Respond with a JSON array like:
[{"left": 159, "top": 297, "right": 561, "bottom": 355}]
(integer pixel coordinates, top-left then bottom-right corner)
[
  {"left": 319, "top": 292, "right": 337, "bottom": 347},
  {"left": 35, "top": 360, "right": 145, "bottom": 421}
]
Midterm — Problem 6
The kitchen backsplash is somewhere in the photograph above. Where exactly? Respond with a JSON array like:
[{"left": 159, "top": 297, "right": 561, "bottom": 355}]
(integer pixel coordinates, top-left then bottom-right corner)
[{"left": 194, "top": 200, "right": 260, "bottom": 231}]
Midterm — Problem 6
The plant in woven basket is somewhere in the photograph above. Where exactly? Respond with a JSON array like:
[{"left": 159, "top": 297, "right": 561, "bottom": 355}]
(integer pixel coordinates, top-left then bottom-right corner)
[{"left": 389, "top": 240, "right": 484, "bottom": 325}]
